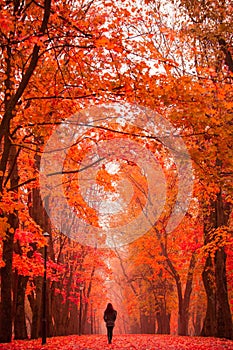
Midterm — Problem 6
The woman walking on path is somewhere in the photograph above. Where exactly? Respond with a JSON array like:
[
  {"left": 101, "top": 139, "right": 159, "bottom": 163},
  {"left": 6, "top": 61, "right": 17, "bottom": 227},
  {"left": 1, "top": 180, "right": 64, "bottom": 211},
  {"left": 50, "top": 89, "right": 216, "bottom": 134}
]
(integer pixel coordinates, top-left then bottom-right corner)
[{"left": 103, "top": 303, "right": 117, "bottom": 344}]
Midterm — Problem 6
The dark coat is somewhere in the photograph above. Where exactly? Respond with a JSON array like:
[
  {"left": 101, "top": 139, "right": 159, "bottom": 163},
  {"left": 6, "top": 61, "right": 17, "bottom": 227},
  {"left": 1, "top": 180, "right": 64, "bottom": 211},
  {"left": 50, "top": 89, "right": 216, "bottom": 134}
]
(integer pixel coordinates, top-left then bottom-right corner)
[{"left": 104, "top": 309, "right": 117, "bottom": 327}]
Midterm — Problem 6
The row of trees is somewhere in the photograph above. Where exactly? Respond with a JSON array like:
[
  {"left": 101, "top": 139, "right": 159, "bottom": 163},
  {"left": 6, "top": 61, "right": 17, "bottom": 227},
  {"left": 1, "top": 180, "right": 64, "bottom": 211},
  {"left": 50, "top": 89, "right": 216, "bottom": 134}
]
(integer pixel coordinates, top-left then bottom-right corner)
[
  {"left": 109, "top": 0, "right": 233, "bottom": 337},
  {"left": 0, "top": 0, "right": 135, "bottom": 341},
  {"left": 0, "top": 0, "right": 232, "bottom": 343}
]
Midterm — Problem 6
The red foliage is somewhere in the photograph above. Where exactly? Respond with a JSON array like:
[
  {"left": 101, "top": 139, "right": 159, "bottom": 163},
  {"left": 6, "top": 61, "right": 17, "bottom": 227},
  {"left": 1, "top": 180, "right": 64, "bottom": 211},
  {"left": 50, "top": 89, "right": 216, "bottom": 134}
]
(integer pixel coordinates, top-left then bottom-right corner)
[{"left": 1, "top": 335, "right": 233, "bottom": 349}]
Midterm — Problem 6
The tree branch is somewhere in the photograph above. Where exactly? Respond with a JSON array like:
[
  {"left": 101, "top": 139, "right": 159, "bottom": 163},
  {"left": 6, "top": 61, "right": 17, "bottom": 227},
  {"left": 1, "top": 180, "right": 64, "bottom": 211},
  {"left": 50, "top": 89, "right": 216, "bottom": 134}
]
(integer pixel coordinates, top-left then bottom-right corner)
[{"left": 0, "top": 0, "right": 52, "bottom": 142}]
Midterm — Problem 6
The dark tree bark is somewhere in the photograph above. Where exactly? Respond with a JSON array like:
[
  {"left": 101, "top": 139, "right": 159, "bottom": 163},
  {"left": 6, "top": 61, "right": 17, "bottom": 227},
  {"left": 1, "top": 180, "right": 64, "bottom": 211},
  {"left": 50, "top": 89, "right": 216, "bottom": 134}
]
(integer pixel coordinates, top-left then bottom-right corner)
[
  {"left": 0, "top": 0, "right": 52, "bottom": 343},
  {"left": 201, "top": 191, "right": 233, "bottom": 339},
  {"left": 14, "top": 274, "right": 29, "bottom": 340},
  {"left": 215, "top": 248, "right": 233, "bottom": 339},
  {"left": 0, "top": 142, "right": 19, "bottom": 342},
  {"left": 160, "top": 238, "right": 197, "bottom": 336},
  {"left": 140, "top": 313, "right": 156, "bottom": 334},
  {"left": 201, "top": 255, "right": 217, "bottom": 337},
  {"left": 28, "top": 276, "right": 43, "bottom": 339},
  {"left": 218, "top": 38, "right": 233, "bottom": 73},
  {"left": 69, "top": 304, "right": 79, "bottom": 334},
  {"left": 27, "top": 147, "right": 53, "bottom": 338},
  {"left": 28, "top": 185, "right": 51, "bottom": 339},
  {"left": 178, "top": 252, "right": 197, "bottom": 336},
  {"left": 0, "top": 217, "right": 15, "bottom": 343},
  {"left": 156, "top": 310, "right": 170, "bottom": 334},
  {"left": 193, "top": 309, "right": 203, "bottom": 336}
]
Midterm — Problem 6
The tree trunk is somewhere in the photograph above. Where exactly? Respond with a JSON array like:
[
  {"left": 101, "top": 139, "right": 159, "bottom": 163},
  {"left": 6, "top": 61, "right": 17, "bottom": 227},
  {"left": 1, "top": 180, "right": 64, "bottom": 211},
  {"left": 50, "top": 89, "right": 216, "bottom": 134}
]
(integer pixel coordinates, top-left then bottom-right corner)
[
  {"left": 69, "top": 304, "right": 79, "bottom": 334},
  {"left": 0, "top": 220, "right": 15, "bottom": 343},
  {"left": 201, "top": 191, "right": 233, "bottom": 339},
  {"left": 163, "top": 244, "right": 196, "bottom": 336},
  {"left": 201, "top": 255, "right": 217, "bottom": 338},
  {"left": 28, "top": 167, "right": 52, "bottom": 338},
  {"left": 50, "top": 285, "right": 65, "bottom": 336},
  {"left": 0, "top": 141, "right": 19, "bottom": 343},
  {"left": 193, "top": 309, "right": 202, "bottom": 336},
  {"left": 29, "top": 276, "right": 43, "bottom": 339},
  {"left": 178, "top": 252, "right": 197, "bottom": 336},
  {"left": 215, "top": 248, "right": 233, "bottom": 339},
  {"left": 14, "top": 274, "right": 29, "bottom": 339},
  {"left": 0, "top": 1, "right": 52, "bottom": 342},
  {"left": 156, "top": 310, "right": 170, "bottom": 334},
  {"left": 177, "top": 288, "right": 190, "bottom": 336},
  {"left": 178, "top": 306, "right": 189, "bottom": 336}
]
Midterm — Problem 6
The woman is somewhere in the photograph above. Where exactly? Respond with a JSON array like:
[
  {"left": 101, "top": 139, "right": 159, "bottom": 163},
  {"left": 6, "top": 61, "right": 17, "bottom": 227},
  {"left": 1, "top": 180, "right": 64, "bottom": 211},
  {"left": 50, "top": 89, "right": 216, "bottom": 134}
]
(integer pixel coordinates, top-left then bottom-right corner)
[{"left": 103, "top": 303, "right": 117, "bottom": 344}]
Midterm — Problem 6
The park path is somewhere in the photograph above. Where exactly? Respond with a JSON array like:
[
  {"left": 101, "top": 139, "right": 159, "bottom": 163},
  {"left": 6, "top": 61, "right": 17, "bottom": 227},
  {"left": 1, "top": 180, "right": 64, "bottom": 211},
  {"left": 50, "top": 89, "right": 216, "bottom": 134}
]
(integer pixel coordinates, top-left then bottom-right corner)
[{"left": 1, "top": 334, "right": 233, "bottom": 349}]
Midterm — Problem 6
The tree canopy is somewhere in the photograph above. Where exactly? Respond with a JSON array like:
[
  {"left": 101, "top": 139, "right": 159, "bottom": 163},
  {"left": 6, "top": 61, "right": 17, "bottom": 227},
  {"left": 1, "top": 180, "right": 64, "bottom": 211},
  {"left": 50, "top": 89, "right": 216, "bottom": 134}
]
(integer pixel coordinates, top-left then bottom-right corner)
[{"left": 0, "top": 0, "right": 232, "bottom": 343}]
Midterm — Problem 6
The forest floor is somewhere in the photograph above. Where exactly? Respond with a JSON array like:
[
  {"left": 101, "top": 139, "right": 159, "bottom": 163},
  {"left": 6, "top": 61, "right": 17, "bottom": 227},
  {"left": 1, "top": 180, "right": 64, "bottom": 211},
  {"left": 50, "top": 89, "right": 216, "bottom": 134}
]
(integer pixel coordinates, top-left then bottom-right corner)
[{"left": 1, "top": 334, "right": 233, "bottom": 350}]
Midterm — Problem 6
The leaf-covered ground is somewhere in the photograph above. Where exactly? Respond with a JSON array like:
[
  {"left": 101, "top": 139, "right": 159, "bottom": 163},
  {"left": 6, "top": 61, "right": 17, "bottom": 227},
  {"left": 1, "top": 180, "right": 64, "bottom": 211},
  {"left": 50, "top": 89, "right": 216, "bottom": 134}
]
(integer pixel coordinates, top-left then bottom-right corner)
[{"left": 1, "top": 335, "right": 233, "bottom": 350}]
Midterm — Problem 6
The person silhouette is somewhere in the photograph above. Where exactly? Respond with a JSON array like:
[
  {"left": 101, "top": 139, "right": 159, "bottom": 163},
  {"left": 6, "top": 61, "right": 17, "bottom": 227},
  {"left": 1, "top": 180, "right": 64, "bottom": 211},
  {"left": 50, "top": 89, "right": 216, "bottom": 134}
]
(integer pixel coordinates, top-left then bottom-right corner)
[{"left": 103, "top": 303, "right": 117, "bottom": 344}]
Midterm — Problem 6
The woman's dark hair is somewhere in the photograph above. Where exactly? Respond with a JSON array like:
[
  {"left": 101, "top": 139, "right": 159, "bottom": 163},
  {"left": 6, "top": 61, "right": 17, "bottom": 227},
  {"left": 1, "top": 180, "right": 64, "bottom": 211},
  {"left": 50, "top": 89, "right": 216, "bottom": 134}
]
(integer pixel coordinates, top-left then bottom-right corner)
[{"left": 106, "top": 303, "right": 114, "bottom": 312}]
